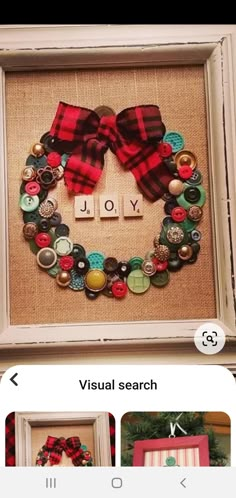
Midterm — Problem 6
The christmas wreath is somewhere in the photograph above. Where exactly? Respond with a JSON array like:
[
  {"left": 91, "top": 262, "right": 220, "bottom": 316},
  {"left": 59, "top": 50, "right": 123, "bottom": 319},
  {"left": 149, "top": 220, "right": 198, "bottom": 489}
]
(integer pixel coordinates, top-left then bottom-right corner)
[
  {"left": 35, "top": 435, "right": 93, "bottom": 466},
  {"left": 20, "top": 103, "right": 206, "bottom": 299}
]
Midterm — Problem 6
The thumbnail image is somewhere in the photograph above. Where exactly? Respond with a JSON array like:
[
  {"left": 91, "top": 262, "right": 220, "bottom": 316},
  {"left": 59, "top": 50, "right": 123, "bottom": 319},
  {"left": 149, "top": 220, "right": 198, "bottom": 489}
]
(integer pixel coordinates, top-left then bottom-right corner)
[
  {"left": 6, "top": 411, "right": 115, "bottom": 467},
  {"left": 121, "top": 412, "right": 230, "bottom": 466}
]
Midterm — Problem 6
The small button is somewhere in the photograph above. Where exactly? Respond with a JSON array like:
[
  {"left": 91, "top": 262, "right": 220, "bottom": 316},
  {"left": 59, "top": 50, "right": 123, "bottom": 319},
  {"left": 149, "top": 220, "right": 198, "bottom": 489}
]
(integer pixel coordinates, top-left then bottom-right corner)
[
  {"left": 56, "top": 270, "right": 71, "bottom": 287},
  {"left": 186, "top": 253, "right": 198, "bottom": 264},
  {"left": 85, "top": 288, "right": 100, "bottom": 299},
  {"left": 31, "top": 142, "right": 45, "bottom": 157},
  {"left": 177, "top": 184, "right": 206, "bottom": 209},
  {"left": 71, "top": 244, "right": 86, "bottom": 259},
  {"left": 35, "top": 232, "right": 51, "bottom": 248},
  {"left": 69, "top": 270, "right": 85, "bottom": 291},
  {"left": 141, "top": 260, "right": 157, "bottom": 276},
  {"left": 191, "top": 242, "right": 201, "bottom": 254},
  {"left": 49, "top": 212, "right": 62, "bottom": 227},
  {"left": 112, "top": 280, "right": 128, "bottom": 298},
  {"left": 54, "top": 236, "right": 73, "bottom": 256},
  {"left": 168, "top": 179, "right": 184, "bottom": 196},
  {"left": 175, "top": 150, "right": 197, "bottom": 170},
  {"left": 188, "top": 205, "right": 203, "bottom": 221},
  {"left": 38, "top": 218, "right": 50, "bottom": 232},
  {"left": 85, "top": 269, "right": 107, "bottom": 292},
  {"left": 117, "top": 261, "right": 132, "bottom": 277},
  {"left": 25, "top": 181, "right": 41, "bottom": 196},
  {"left": 54, "top": 165, "right": 64, "bottom": 180},
  {"left": 152, "top": 258, "right": 168, "bottom": 272},
  {"left": 154, "top": 245, "right": 170, "bottom": 261},
  {"left": 150, "top": 270, "right": 170, "bottom": 287},
  {"left": 127, "top": 269, "right": 150, "bottom": 294},
  {"left": 178, "top": 165, "right": 193, "bottom": 180},
  {"left": 103, "top": 257, "right": 119, "bottom": 273},
  {"left": 26, "top": 154, "right": 47, "bottom": 169},
  {"left": 164, "top": 131, "right": 184, "bottom": 153},
  {"left": 191, "top": 230, "right": 201, "bottom": 242},
  {"left": 20, "top": 193, "right": 40, "bottom": 212},
  {"left": 74, "top": 257, "right": 90, "bottom": 275},
  {"left": 184, "top": 186, "right": 201, "bottom": 204},
  {"left": 178, "top": 244, "right": 193, "bottom": 261},
  {"left": 47, "top": 152, "right": 61, "bottom": 168},
  {"left": 158, "top": 142, "right": 173, "bottom": 158},
  {"left": 37, "top": 247, "right": 57, "bottom": 269},
  {"left": 23, "top": 222, "right": 38, "bottom": 240},
  {"left": 40, "top": 131, "right": 56, "bottom": 154},
  {"left": 39, "top": 200, "right": 56, "bottom": 218},
  {"left": 186, "top": 169, "right": 202, "bottom": 185},
  {"left": 166, "top": 226, "right": 185, "bottom": 245},
  {"left": 171, "top": 206, "right": 186, "bottom": 223},
  {"left": 59, "top": 255, "right": 74, "bottom": 271},
  {"left": 22, "top": 166, "right": 37, "bottom": 182},
  {"left": 87, "top": 251, "right": 105, "bottom": 270},
  {"left": 128, "top": 256, "right": 144, "bottom": 270},
  {"left": 55, "top": 223, "right": 70, "bottom": 237},
  {"left": 168, "top": 257, "right": 183, "bottom": 272},
  {"left": 23, "top": 209, "right": 41, "bottom": 224},
  {"left": 36, "top": 166, "right": 57, "bottom": 189}
]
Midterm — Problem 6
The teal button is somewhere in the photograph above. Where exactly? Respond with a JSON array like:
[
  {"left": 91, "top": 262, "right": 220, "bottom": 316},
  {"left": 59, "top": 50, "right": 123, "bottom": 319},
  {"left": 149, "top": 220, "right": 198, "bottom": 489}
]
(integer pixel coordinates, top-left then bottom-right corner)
[
  {"left": 87, "top": 251, "right": 105, "bottom": 270},
  {"left": 20, "top": 193, "right": 39, "bottom": 212},
  {"left": 127, "top": 269, "right": 150, "bottom": 294},
  {"left": 177, "top": 184, "right": 206, "bottom": 209},
  {"left": 150, "top": 270, "right": 170, "bottom": 287},
  {"left": 164, "top": 131, "right": 185, "bottom": 153},
  {"left": 128, "top": 256, "right": 144, "bottom": 270},
  {"left": 69, "top": 269, "right": 85, "bottom": 291}
]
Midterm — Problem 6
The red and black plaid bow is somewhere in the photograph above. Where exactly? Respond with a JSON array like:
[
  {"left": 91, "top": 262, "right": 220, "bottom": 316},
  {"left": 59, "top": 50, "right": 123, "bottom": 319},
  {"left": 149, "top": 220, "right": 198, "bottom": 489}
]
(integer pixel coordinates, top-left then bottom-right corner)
[
  {"left": 50, "top": 102, "right": 174, "bottom": 202},
  {"left": 45, "top": 436, "right": 83, "bottom": 466}
]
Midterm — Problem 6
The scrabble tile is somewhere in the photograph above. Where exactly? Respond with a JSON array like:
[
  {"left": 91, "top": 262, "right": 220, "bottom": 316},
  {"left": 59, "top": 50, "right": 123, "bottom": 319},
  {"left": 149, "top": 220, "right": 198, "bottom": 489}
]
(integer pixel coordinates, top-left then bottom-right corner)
[
  {"left": 123, "top": 194, "right": 143, "bottom": 217},
  {"left": 74, "top": 195, "right": 95, "bottom": 219},
  {"left": 99, "top": 194, "right": 119, "bottom": 218}
]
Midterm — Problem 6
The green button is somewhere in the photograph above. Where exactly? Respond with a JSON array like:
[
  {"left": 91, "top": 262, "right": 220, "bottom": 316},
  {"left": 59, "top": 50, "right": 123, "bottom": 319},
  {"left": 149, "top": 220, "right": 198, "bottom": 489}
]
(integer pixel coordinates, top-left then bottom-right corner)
[
  {"left": 180, "top": 218, "right": 197, "bottom": 232},
  {"left": 29, "top": 239, "right": 40, "bottom": 254},
  {"left": 164, "top": 131, "right": 185, "bottom": 153},
  {"left": 151, "top": 270, "right": 170, "bottom": 287},
  {"left": 128, "top": 256, "right": 144, "bottom": 270},
  {"left": 20, "top": 193, "right": 40, "bottom": 212},
  {"left": 127, "top": 269, "right": 150, "bottom": 294},
  {"left": 165, "top": 456, "right": 176, "bottom": 466},
  {"left": 47, "top": 261, "right": 60, "bottom": 277},
  {"left": 177, "top": 184, "right": 206, "bottom": 209}
]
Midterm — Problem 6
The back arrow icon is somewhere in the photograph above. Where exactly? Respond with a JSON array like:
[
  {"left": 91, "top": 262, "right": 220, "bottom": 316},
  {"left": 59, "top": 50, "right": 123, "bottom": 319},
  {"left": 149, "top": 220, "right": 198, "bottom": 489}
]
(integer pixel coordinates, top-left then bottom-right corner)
[
  {"left": 10, "top": 373, "right": 18, "bottom": 386},
  {"left": 180, "top": 478, "right": 187, "bottom": 488}
]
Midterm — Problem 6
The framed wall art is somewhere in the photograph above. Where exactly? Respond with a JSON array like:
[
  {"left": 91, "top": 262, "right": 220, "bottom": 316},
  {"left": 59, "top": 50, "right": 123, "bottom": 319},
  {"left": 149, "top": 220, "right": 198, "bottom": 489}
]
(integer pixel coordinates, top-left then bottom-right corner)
[{"left": 0, "top": 25, "right": 235, "bottom": 362}]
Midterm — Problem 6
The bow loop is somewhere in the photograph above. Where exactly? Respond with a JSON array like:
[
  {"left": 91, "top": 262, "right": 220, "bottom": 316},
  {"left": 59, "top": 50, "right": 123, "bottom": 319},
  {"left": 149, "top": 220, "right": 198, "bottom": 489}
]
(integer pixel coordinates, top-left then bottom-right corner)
[
  {"left": 50, "top": 101, "right": 99, "bottom": 143},
  {"left": 116, "top": 105, "right": 165, "bottom": 143}
]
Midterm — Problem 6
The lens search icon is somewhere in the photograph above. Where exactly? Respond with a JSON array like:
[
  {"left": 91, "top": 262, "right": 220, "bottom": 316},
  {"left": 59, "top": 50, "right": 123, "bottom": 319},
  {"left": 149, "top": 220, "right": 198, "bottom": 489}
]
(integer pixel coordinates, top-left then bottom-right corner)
[{"left": 194, "top": 323, "right": 226, "bottom": 354}]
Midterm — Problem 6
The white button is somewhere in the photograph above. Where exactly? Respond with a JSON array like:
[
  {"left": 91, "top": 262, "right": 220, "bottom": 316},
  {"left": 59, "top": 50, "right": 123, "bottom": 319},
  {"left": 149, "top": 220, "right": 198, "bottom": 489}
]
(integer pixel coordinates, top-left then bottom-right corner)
[{"left": 194, "top": 322, "right": 226, "bottom": 354}]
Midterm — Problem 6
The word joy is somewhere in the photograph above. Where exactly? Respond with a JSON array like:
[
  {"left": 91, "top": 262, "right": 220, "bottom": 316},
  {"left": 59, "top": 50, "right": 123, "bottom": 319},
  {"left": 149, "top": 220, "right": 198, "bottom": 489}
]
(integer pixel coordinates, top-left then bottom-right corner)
[{"left": 74, "top": 194, "right": 143, "bottom": 219}]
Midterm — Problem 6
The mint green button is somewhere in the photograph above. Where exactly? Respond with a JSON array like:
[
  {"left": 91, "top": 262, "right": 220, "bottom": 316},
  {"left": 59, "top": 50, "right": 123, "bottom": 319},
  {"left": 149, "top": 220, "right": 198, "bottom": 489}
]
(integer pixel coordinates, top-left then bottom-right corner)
[
  {"left": 177, "top": 184, "right": 206, "bottom": 209},
  {"left": 20, "top": 193, "right": 39, "bottom": 212},
  {"left": 165, "top": 456, "right": 176, "bottom": 466},
  {"left": 151, "top": 270, "right": 170, "bottom": 287},
  {"left": 129, "top": 256, "right": 144, "bottom": 270},
  {"left": 127, "top": 269, "right": 150, "bottom": 294},
  {"left": 47, "top": 261, "right": 60, "bottom": 277}
]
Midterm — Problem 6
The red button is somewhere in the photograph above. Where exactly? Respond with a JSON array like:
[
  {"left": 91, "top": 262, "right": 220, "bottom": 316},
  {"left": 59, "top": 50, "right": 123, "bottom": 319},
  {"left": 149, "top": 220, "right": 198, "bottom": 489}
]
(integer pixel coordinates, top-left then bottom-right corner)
[
  {"left": 178, "top": 165, "right": 193, "bottom": 180},
  {"left": 152, "top": 258, "right": 168, "bottom": 272},
  {"left": 59, "top": 255, "right": 74, "bottom": 271},
  {"left": 47, "top": 152, "right": 61, "bottom": 168},
  {"left": 35, "top": 232, "right": 52, "bottom": 248},
  {"left": 112, "top": 280, "right": 128, "bottom": 298},
  {"left": 158, "top": 142, "right": 173, "bottom": 158},
  {"left": 25, "top": 181, "right": 41, "bottom": 195},
  {"left": 171, "top": 206, "right": 187, "bottom": 222}
]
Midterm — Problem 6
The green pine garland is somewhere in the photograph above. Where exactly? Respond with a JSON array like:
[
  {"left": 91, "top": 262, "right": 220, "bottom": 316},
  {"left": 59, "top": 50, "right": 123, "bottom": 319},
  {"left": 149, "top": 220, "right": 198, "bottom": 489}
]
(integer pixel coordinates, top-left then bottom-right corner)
[{"left": 121, "top": 412, "right": 228, "bottom": 466}]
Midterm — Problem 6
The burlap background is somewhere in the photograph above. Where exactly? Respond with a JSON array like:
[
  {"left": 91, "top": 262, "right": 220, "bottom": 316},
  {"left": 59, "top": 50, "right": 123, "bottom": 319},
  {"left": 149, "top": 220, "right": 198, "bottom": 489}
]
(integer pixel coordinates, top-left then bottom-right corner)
[{"left": 6, "top": 66, "right": 216, "bottom": 325}]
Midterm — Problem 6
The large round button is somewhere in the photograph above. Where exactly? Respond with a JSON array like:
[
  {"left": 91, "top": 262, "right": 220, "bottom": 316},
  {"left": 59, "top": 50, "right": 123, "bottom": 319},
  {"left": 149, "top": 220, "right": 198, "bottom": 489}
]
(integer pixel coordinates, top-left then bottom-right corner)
[
  {"left": 87, "top": 251, "right": 105, "bottom": 270},
  {"left": 23, "top": 222, "right": 38, "bottom": 240},
  {"left": 103, "top": 257, "right": 118, "bottom": 273},
  {"left": 25, "top": 181, "right": 41, "bottom": 196},
  {"left": 177, "top": 184, "right": 206, "bottom": 209},
  {"left": 36, "top": 247, "right": 57, "bottom": 269},
  {"left": 112, "top": 280, "right": 128, "bottom": 298},
  {"left": 164, "top": 131, "right": 184, "bottom": 153},
  {"left": 168, "top": 179, "right": 184, "bottom": 196},
  {"left": 175, "top": 150, "right": 197, "bottom": 170},
  {"left": 127, "top": 269, "right": 150, "bottom": 294},
  {"left": 20, "top": 193, "right": 39, "bottom": 212},
  {"left": 35, "top": 232, "right": 51, "bottom": 248},
  {"left": 54, "top": 236, "right": 73, "bottom": 256},
  {"left": 184, "top": 186, "right": 201, "bottom": 204},
  {"left": 150, "top": 270, "right": 170, "bottom": 287},
  {"left": 85, "top": 269, "right": 107, "bottom": 292}
]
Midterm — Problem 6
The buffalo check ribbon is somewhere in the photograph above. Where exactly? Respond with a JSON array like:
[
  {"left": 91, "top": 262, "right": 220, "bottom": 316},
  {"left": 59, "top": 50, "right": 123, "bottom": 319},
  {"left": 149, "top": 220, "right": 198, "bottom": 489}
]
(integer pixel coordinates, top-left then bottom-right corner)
[
  {"left": 38, "top": 436, "right": 86, "bottom": 466},
  {"left": 50, "top": 102, "right": 174, "bottom": 202}
]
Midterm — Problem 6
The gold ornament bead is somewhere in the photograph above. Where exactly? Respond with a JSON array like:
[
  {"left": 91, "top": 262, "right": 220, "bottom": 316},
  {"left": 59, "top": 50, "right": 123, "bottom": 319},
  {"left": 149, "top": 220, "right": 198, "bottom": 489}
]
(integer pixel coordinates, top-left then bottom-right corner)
[
  {"left": 31, "top": 142, "right": 45, "bottom": 157},
  {"left": 22, "top": 166, "right": 36, "bottom": 181},
  {"left": 188, "top": 205, "right": 203, "bottom": 221},
  {"left": 56, "top": 270, "right": 71, "bottom": 287},
  {"left": 168, "top": 179, "right": 184, "bottom": 196},
  {"left": 154, "top": 244, "right": 170, "bottom": 261},
  {"left": 178, "top": 245, "right": 193, "bottom": 260}
]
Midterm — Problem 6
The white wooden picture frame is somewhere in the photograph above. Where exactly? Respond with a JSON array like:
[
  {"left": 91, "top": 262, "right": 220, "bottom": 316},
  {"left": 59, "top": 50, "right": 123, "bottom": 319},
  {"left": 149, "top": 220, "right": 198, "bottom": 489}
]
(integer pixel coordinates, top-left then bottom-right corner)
[
  {"left": 0, "top": 25, "right": 235, "bottom": 357},
  {"left": 15, "top": 411, "right": 111, "bottom": 466}
]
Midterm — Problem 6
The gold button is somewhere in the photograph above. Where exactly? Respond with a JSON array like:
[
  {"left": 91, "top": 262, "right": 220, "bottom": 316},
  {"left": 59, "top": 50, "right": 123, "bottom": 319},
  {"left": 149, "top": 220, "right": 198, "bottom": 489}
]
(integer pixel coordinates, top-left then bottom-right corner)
[
  {"left": 85, "top": 269, "right": 107, "bottom": 292},
  {"left": 178, "top": 245, "right": 193, "bottom": 260},
  {"left": 168, "top": 179, "right": 184, "bottom": 196},
  {"left": 23, "top": 222, "right": 38, "bottom": 240},
  {"left": 154, "top": 244, "right": 170, "bottom": 261},
  {"left": 174, "top": 150, "right": 197, "bottom": 170},
  {"left": 39, "top": 200, "right": 56, "bottom": 218},
  {"left": 188, "top": 205, "right": 203, "bottom": 221},
  {"left": 166, "top": 226, "right": 185, "bottom": 244},
  {"left": 56, "top": 270, "right": 71, "bottom": 287},
  {"left": 22, "top": 166, "right": 36, "bottom": 182},
  {"left": 31, "top": 142, "right": 45, "bottom": 157}
]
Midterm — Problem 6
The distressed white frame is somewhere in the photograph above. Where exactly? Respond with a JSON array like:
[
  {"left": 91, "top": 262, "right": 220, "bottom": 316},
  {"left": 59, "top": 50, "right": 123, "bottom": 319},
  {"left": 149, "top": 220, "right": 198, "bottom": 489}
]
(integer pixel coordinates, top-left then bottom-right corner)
[
  {"left": 0, "top": 25, "right": 235, "bottom": 353},
  {"left": 15, "top": 411, "right": 111, "bottom": 466}
]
